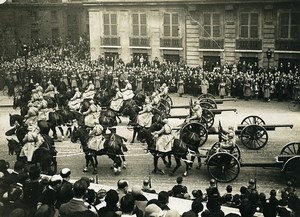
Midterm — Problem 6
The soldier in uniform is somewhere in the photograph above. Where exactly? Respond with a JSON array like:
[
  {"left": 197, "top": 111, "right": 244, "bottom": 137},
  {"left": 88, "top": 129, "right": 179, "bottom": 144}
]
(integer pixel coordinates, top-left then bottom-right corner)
[
  {"left": 35, "top": 83, "right": 44, "bottom": 97},
  {"left": 121, "top": 80, "right": 134, "bottom": 101},
  {"left": 44, "top": 80, "right": 56, "bottom": 98},
  {"left": 110, "top": 87, "right": 124, "bottom": 112},
  {"left": 82, "top": 81, "right": 95, "bottom": 99},
  {"left": 88, "top": 124, "right": 106, "bottom": 156},
  {"left": 187, "top": 101, "right": 202, "bottom": 122},
  {"left": 31, "top": 89, "right": 40, "bottom": 103},
  {"left": 152, "top": 119, "right": 173, "bottom": 154},
  {"left": 137, "top": 98, "right": 153, "bottom": 127},
  {"left": 68, "top": 87, "right": 82, "bottom": 111},
  {"left": 19, "top": 125, "right": 43, "bottom": 162},
  {"left": 82, "top": 99, "right": 99, "bottom": 127},
  {"left": 37, "top": 96, "right": 49, "bottom": 121},
  {"left": 81, "top": 72, "right": 89, "bottom": 90},
  {"left": 24, "top": 103, "right": 39, "bottom": 127}
]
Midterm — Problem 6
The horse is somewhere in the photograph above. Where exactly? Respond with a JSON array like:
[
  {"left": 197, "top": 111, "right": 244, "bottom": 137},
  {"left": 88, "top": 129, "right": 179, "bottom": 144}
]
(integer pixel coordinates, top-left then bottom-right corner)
[
  {"left": 137, "top": 125, "right": 190, "bottom": 176},
  {"left": 6, "top": 135, "right": 57, "bottom": 175},
  {"left": 13, "top": 88, "right": 31, "bottom": 116},
  {"left": 70, "top": 126, "right": 127, "bottom": 175}
]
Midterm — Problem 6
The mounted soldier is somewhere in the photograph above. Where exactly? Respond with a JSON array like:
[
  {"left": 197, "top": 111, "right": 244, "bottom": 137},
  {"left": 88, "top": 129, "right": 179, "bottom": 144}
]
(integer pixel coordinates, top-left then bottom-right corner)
[
  {"left": 35, "top": 83, "right": 44, "bottom": 97},
  {"left": 152, "top": 118, "right": 173, "bottom": 153},
  {"left": 110, "top": 87, "right": 124, "bottom": 112},
  {"left": 24, "top": 103, "right": 39, "bottom": 127},
  {"left": 137, "top": 97, "right": 153, "bottom": 128},
  {"left": 82, "top": 99, "right": 99, "bottom": 127},
  {"left": 187, "top": 101, "right": 202, "bottom": 122},
  {"left": 88, "top": 124, "right": 106, "bottom": 156},
  {"left": 121, "top": 79, "right": 134, "bottom": 101},
  {"left": 44, "top": 80, "right": 56, "bottom": 98},
  {"left": 68, "top": 87, "right": 82, "bottom": 111},
  {"left": 82, "top": 81, "right": 95, "bottom": 99},
  {"left": 37, "top": 96, "right": 49, "bottom": 121}
]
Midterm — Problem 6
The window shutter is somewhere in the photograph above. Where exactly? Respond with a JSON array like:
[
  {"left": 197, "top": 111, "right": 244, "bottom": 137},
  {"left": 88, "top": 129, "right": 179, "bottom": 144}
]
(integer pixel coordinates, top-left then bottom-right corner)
[{"left": 164, "top": 13, "right": 171, "bottom": 36}]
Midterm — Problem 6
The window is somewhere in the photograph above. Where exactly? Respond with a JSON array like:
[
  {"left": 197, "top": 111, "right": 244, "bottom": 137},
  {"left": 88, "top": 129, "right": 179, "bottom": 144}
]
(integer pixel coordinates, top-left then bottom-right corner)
[
  {"left": 132, "top": 13, "right": 147, "bottom": 36},
  {"left": 51, "top": 10, "right": 58, "bottom": 21},
  {"left": 163, "top": 13, "right": 179, "bottom": 37},
  {"left": 240, "top": 12, "right": 259, "bottom": 38},
  {"left": 103, "top": 14, "right": 117, "bottom": 36},
  {"left": 279, "top": 12, "right": 300, "bottom": 39},
  {"left": 203, "top": 13, "right": 221, "bottom": 37}
]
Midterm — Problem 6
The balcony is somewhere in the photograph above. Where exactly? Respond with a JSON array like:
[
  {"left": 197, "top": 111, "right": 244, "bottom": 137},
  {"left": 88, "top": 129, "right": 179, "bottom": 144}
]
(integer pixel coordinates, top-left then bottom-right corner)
[
  {"left": 101, "top": 36, "right": 120, "bottom": 46},
  {"left": 129, "top": 37, "right": 150, "bottom": 47},
  {"left": 199, "top": 39, "right": 224, "bottom": 49},
  {"left": 160, "top": 37, "right": 182, "bottom": 48},
  {"left": 236, "top": 39, "right": 262, "bottom": 50},
  {"left": 275, "top": 39, "right": 300, "bottom": 51}
]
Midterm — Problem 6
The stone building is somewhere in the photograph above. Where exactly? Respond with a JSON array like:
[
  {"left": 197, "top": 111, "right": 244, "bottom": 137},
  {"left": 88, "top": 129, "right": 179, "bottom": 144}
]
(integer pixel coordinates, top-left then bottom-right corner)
[{"left": 0, "top": 0, "right": 299, "bottom": 70}]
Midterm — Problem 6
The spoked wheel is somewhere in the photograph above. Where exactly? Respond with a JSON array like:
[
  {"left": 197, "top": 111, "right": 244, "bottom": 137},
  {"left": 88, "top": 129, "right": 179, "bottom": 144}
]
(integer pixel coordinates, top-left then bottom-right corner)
[
  {"left": 282, "top": 156, "right": 300, "bottom": 187},
  {"left": 280, "top": 141, "right": 300, "bottom": 155},
  {"left": 288, "top": 100, "right": 299, "bottom": 112},
  {"left": 241, "top": 115, "right": 265, "bottom": 125},
  {"left": 163, "top": 95, "right": 173, "bottom": 106},
  {"left": 158, "top": 99, "right": 171, "bottom": 114},
  {"left": 180, "top": 122, "right": 208, "bottom": 147},
  {"left": 200, "top": 102, "right": 215, "bottom": 109},
  {"left": 198, "top": 93, "right": 215, "bottom": 100},
  {"left": 240, "top": 125, "right": 268, "bottom": 150},
  {"left": 199, "top": 98, "right": 217, "bottom": 109},
  {"left": 202, "top": 109, "right": 215, "bottom": 128},
  {"left": 207, "top": 152, "right": 240, "bottom": 183},
  {"left": 211, "top": 142, "right": 241, "bottom": 160}
]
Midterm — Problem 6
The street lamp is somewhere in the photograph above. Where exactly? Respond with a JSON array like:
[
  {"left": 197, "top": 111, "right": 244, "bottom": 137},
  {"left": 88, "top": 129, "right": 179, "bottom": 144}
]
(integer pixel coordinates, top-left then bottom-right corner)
[{"left": 266, "top": 49, "right": 272, "bottom": 69}]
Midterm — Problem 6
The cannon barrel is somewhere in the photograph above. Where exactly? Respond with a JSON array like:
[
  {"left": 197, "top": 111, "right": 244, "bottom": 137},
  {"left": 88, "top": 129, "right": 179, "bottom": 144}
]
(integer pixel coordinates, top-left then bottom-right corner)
[
  {"left": 214, "top": 98, "right": 237, "bottom": 104},
  {"left": 171, "top": 105, "right": 189, "bottom": 109},
  {"left": 236, "top": 124, "right": 293, "bottom": 132},
  {"left": 210, "top": 108, "right": 237, "bottom": 115}
]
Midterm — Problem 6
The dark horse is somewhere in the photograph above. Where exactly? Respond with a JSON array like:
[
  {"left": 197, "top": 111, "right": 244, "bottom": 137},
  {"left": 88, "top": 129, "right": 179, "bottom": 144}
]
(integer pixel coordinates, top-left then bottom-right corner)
[
  {"left": 137, "top": 124, "right": 190, "bottom": 176},
  {"left": 70, "top": 126, "right": 127, "bottom": 175},
  {"left": 6, "top": 134, "right": 57, "bottom": 175}
]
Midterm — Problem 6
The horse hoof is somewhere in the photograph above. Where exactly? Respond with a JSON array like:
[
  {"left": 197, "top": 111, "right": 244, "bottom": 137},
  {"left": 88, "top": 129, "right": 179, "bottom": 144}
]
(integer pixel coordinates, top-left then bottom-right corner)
[
  {"left": 183, "top": 171, "right": 188, "bottom": 177},
  {"left": 83, "top": 167, "right": 88, "bottom": 172},
  {"left": 92, "top": 170, "right": 97, "bottom": 174}
]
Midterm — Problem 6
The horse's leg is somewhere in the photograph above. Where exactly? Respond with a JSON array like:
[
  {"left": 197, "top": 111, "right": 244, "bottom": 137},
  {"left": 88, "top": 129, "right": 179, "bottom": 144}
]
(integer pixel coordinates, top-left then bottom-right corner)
[
  {"left": 51, "top": 125, "right": 58, "bottom": 140},
  {"left": 57, "top": 126, "right": 64, "bottom": 138},
  {"left": 166, "top": 155, "right": 172, "bottom": 168},
  {"left": 182, "top": 155, "right": 190, "bottom": 177},
  {"left": 190, "top": 155, "right": 196, "bottom": 168},
  {"left": 94, "top": 155, "right": 98, "bottom": 168},
  {"left": 196, "top": 156, "right": 202, "bottom": 169},
  {"left": 91, "top": 155, "right": 97, "bottom": 174},
  {"left": 153, "top": 155, "right": 164, "bottom": 174},
  {"left": 83, "top": 154, "right": 89, "bottom": 172},
  {"left": 131, "top": 127, "right": 137, "bottom": 143},
  {"left": 172, "top": 157, "right": 181, "bottom": 175}
]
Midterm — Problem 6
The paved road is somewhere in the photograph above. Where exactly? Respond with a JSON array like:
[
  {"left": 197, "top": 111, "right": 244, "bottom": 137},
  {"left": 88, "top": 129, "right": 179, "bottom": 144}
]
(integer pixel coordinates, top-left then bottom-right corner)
[{"left": 1, "top": 94, "right": 299, "bottom": 196}]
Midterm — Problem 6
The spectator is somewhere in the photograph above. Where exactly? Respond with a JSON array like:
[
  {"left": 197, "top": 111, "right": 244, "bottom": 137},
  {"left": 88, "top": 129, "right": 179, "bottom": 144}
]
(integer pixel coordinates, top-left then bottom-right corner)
[
  {"left": 144, "top": 204, "right": 165, "bottom": 217},
  {"left": 222, "top": 185, "right": 234, "bottom": 205},
  {"left": 192, "top": 189, "right": 207, "bottom": 202},
  {"left": 97, "top": 189, "right": 120, "bottom": 217},
  {"left": 116, "top": 179, "right": 129, "bottom": 203},
  {"left": 0, "top": 185, "right": 25, "bottom": 217},
  {"left": 182, "top": 198, "right": 204, "bottom": 217},
  {"left": 170, "top": 176, "right": 189, "bottom": 199},
  {"left": 131, "top": 185, "right": 148, "bottom": 215},
  {"left": 141, "top": 179, "right": 156, "bottom": 194},
  {"left": 158, "top": 191, "right": 170, "bottom": 211},
  {"left": 56, "top": 168, "right": 73, "bottom": 208},
  {"left": 201, "top": 200, "right": 225, "bottom": 217},
  {"left": 59, "top": 179, "right": 98, "bottom": 217},
  {"left": 206, "top": 179, "right": 221, "bottom": 204},
  {"left": 120, "top": 193, "right": 142, "bottom": 217}
]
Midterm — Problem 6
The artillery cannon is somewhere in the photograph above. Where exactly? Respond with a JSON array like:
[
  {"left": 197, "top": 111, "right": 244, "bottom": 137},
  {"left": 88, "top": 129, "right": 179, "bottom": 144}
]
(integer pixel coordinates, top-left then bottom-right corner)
[
  {"left": 178, "top": 115, "right": 293, "bottom": 150},
  {"left": 203, "top": 141, "right": 300, "bottom": 185}
]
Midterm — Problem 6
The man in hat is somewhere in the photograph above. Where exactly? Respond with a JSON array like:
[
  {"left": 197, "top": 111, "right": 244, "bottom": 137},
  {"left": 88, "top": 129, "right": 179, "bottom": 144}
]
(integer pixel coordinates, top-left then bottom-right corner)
[
  {"left": 68, "top": 87, "right": 82, "bottom": 111},
  {"left": 121, "top": 79, "right": 134, "bottom": 101},
  {"left": 56, "top": 168, "right": 73, "bottom": 208},
  {"left": 152, "top": 118, "right": 173, "bottom": 153},
  {"left": 44, "top": 80, "right": 55, "bottom": 98},
  {"left": 39, "top": 174, "right": 62, "bottom": 208},
  {"left": 82, "top": 99, "right": 99, "bottom": 127}
]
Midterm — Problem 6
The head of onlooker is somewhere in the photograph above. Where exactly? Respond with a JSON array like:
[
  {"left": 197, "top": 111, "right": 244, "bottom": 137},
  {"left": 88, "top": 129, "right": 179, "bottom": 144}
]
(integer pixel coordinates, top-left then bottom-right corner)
[
  {"left": 60, "top": 168, "right": 71, "bottom": 181},
  {"left": 120, "top": 194, "right": 136, "bottom": 215},
  {"left": 73, "top": 179, "right": 88, "bottom": 199},
  {"left": 28, "top": 165, "right": 40, "bottom": 181},
  {"left": 117, "top": 179, "right": 129, "bottom": 193},
  {"left": 49, "top": 175, "right": 62, "bottom": 191},
  {"left": 105, "top": 189, "right": 119, "bottom": 207},
  {"left": 0, "top": 160, "right": 10, "bottom": 174},
  {"left": 158, "top": 191, "right": 170, "bottom": 210},
  {"left": 144, "top": 203, "right": 165, "bottom": 217}
]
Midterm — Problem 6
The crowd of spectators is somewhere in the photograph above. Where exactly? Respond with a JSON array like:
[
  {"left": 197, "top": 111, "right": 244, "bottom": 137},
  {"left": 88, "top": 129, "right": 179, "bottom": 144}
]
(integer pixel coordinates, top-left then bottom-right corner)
[
  {"left": 0, "top": 38, "right": 300, "bottom": 102},
  {"left": 0, "top": 159, "right": 299, "bottom": 217}
]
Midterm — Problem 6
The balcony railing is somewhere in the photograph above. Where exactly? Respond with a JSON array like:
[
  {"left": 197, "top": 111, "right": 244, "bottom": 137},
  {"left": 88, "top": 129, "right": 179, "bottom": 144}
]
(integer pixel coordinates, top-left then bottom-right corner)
[
  {"left": 101, "top": 36, "right": 120, "bottom": 46},
  {"left": 199, "top": 39, "right": 224, "bottom": 49},
  {"left": 160, "top": 37, "right": 182, "bottom": 48},
  {"left": 236, "top": 39, "right": 262, "bottom": 50},
  {"left": 129, "top": 37, "right": 150, "bottom": 47},
  {"left": 275, "top": 39, "right": 300, "bottom": 51}
]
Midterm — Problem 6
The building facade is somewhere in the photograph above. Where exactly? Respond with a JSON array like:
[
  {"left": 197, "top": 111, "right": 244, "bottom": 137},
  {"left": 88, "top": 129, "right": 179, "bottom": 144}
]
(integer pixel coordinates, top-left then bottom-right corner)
[{"left": 0, "top": 0, "right": 299, "bottom": 69}]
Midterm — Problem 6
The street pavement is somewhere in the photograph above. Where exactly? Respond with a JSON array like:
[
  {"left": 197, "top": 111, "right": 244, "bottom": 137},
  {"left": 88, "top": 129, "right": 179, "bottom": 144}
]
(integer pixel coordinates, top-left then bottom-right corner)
[{"left": 0, "top": 93, "right": 299, "bottom": 213}]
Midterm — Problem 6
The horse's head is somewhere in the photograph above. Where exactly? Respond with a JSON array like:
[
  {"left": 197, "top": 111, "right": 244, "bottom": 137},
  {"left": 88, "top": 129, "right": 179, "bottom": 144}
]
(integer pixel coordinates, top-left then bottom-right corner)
[
  {"left": 181, "top": 132, "right": 201, "bottom": 150},
  {"left": 13, "top": 95, "right": 19, "bottom": 109},
  {"left": 99, "top": 115, "right": 116, "bottom": 127},
  {"left": 71, "top": 127, "right": 89, "bottom": 144},
  {"left": 137, "top": 127, "right": 155, "bottom": 149},
  {"left": 5, "top": 127, "right": 16, "bottom": 136},
  {"left": 134, "top": 92, "right": 146, "bottom": 106},
  {"left": 7, "top": 138, "right": 21, "bottom": 155},
  {"left": 80, "top": 99, "right": 90, "bottom": 113},
  {"left": 9, "top": 114, "right": 23, "bottom": 127}
]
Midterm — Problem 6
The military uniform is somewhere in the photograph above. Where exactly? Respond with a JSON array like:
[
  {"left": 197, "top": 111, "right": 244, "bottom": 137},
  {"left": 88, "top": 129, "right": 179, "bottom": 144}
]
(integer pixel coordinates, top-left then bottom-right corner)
[
  {"left": 19, "top": 126, "right": 42, "bottom": 162},
  {"left": 83, "top": 100, "right": 99, "bottom": 127},
  {"left": 153, "top": 121, "right": 173, "bottom": 153}
]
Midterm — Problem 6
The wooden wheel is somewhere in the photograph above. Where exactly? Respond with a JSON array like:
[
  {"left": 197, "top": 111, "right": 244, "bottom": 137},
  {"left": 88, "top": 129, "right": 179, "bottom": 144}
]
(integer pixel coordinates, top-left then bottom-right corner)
[
  {"left": 180, "top": 122, "right": 208, "bottom": 147},
  {"left": 240, "top": 125, "right": 268, "bottom": 150},
  {"left": 198, "top": 93, "right": 215, "bottom": 100},
  {"left": 280, "top": 141, "right": 300, "bottom": 155},
  {"left": 163, "top": 95, "right": 173, "bottom": 106},
  {"left": 200, "top": 102, "right": 215, "bottom": 109},
  {"left": 202, "top": 109, "right": 215, "bottom": 129},
  {"left": 211, "top": 142, "right": 241, "bottom": 160},
  {"left": 282, "top": 156, "right": 300, "bottom": 187},
  {"left": 207, "top": 152, "right": 240, "bottom": 183},
  {"left": 199, "top": 98, "right": 217, "bottom": 109},
  {"left": 160, "top": 99, "right": 171, "bottom": 115},
  {"left": 241, "top": 115, "right": 265, "bottom": 125},
  {"left": 157, "top": 100, "right": 170, "bottom": 115}
]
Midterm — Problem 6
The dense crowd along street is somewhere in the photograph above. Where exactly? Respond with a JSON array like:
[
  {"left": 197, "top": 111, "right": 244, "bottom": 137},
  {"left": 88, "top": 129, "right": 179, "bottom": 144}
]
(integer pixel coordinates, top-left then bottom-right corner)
[{"left": 0, "top": 39, "right": 299, "bottom": 217}]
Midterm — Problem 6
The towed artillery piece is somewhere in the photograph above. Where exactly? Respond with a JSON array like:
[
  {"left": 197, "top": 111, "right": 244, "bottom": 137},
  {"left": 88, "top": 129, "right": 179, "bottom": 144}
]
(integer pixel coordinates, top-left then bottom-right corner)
[
  {"left": 178, "top": 115, "right": 293, "bottom": 150},
  {"left": 197, "top": 141, "right": 300, "bottom": 185}
]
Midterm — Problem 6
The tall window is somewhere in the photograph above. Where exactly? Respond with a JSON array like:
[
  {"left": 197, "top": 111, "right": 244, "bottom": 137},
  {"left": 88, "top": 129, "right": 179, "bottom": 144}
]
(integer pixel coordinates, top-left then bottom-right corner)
[
  {"left": 132, "top": 13, "right": 147, "bottom": 36},
  {"left": 279, "top": 12, "right": 300, "bottom": 39},
  {"left": 240, "top": 12, "right": 259, "bottom": 38},
  {"left": 163, "top": 13, "right": 179, "bottom": 37},
  {"left": 103, "top": 14, "right": 117, "bottom": 36},
  {"left": 203, "top": 13, "right": 221, "bottom": 37}
]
